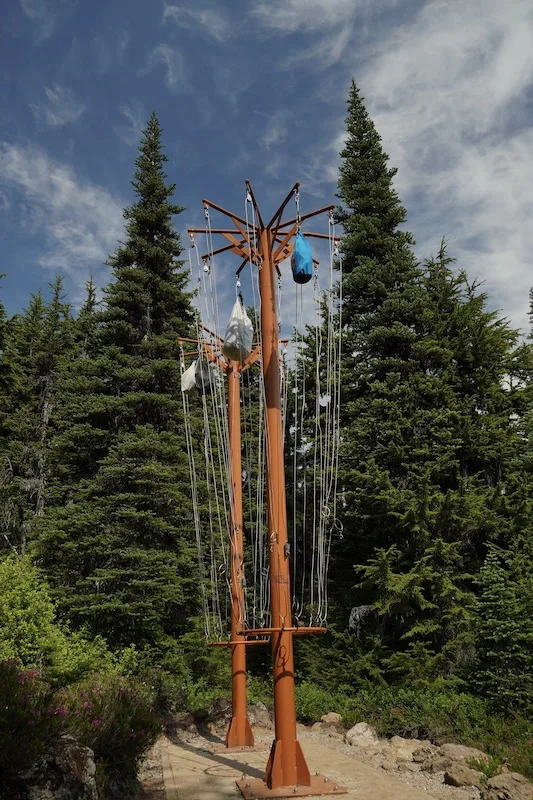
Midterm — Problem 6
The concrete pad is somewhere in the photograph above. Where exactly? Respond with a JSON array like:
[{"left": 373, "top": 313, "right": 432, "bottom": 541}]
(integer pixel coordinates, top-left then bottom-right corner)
[{"left": 161, "top": 733, "right": 443, "bottom": 800}]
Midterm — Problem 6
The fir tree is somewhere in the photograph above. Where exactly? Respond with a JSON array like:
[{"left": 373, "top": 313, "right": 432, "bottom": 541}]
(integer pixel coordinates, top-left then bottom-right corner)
[
  {"left": 332, "top": 80, "right": 428, "bottom": 601},
  {"left": 0, "top": 279, "right": 74, "bottom": 553},
  {"left": 37, "top": 113, "right": 198, "bottom": 650},
  {"left": 473, "top": 547, "right": 533, "bottom": 710},
  {"left": 328, "top": 82, "right": 532, "bottom": 681}
]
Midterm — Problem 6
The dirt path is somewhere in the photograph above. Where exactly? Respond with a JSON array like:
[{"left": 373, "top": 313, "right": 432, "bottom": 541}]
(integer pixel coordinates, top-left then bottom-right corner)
[{"left": 157, "top": 727, "right": 449, "bottom": 800}]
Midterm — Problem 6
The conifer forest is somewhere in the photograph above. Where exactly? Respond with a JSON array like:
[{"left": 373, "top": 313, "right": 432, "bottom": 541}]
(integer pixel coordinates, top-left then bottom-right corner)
[{"left": 1, "top": 83, "right": 533, "bottom": 797}]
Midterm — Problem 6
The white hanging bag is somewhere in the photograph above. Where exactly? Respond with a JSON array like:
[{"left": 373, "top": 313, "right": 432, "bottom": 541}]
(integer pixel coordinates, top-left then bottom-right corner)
[
  {"left": 181, "top": 360, "right": 198, "bottom": 395},
  {"left": 222, "top": 297, "right": 253, "bottom": 362}
]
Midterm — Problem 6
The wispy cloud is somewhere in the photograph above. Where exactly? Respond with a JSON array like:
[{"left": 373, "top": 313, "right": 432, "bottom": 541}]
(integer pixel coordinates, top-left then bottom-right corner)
[
  {"left": 251, "top": 0, "right": 360, "bottom": 33},
  {"left": 0, "top": 143, "right": 124, "bottom": 290},
  {"left": 20, "top": 0, "right": 68, "bottom": 41},
  {"left": 93, "top": 30, "right": 130, "bottom": 74},
  {"left": 355, "top": 0, "right": 533, "bottom": 333},
  {"left": 141, "top": 45, "right": 190, "bottom": 92},
  {"left": 257, "top": 110, "right": 290, "bottom": 150},
  {"left": 114, "top": 102, "right": 146, "bottom": 147},
  {"left": 30, "top": 85, "right": 86, "bottom": 128},
  {"left": 163, "top": 3, "right": 232, "bottom": 42},
  {"left": 249, "top": 0, "right": 392, "bottom": 70}
]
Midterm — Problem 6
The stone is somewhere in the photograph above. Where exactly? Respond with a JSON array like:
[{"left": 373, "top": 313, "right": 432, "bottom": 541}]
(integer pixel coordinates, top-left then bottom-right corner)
[
  {"left": 440, "top": 743, "right": 489, "bottom": 763},
  {"left": 483, "top": 772, "right": 533, "bottom": 800},
  {"left": 388, "top": 736, "right": 428, "bottom": 762},
  {"left": 444, "top": 764, "right": 485, "bottom": 788},
  {"left": 312, "top": 721, "right": 325, "bottom": 732},
  {"left": 345, "top": 722, "right": 380, "bottom": 747},
  {"left": 172, "top": 711, "right": 197, "bottom": 733},
  {"left": 321, "top": 712, "right": 343, "bottom": 728},
  {"left": 397, "top": 762, "right": 419, "bottom": 773},
  {"left": 326, "top": 730, "right": 345, "bottom": 741},
  {"left": 423, "top": 756, "right": 453, "bottom": 774},
  {"left": 412, "top": 744, "right": 439, "bottom": 764},
  {"left": 247, "top": 703, "right": 272, "bottom": 728},
  {"left": 208, "top": 697, "right": 232, "bottom": 723},
  {"left": 381, "top": 761, "right": 398, "bottom": 772},
  {"left": 23, "top": 735, "right": 98, "bottom": 800}
]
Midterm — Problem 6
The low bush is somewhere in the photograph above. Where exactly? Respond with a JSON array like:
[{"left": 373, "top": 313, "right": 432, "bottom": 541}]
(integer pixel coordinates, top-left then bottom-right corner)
[
  {"left": 0, "top": 659, "right": 61, "bottom": 794},
  {"left": 0, "top": 555, "right": 117, "bottom": 686},
  {"left": 60, "top": 672, "right": 161, "bottom": 799},
  {"left": 294, "top": 680, "right": 533, "bottom": 779}
]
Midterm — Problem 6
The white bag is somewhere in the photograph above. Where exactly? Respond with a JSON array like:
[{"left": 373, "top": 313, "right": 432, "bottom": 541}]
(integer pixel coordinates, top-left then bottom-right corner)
[
  {"left": 181, "top": 360, "right": 198, "bottom": 395},
  {"left": 222, "top": 299, "right": 253, "bottom": 362}
]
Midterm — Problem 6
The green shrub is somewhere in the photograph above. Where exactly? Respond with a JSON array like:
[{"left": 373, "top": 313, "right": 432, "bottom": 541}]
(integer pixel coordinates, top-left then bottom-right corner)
[
  {"left": 467, "top": 754, "right": 502, "bottom": 779},
  {"left": 0, "top": 660, "right": 60, "bottom": 793},
  {"left": 0, "top": 555, "right": 117, "bottom": 685},
  {"left": 60, "top": 673, "right": 161, "bottom": 799}
]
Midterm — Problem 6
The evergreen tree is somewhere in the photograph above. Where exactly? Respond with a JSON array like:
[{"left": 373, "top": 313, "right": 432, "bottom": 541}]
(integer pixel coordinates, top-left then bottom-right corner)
[
  {"left": 0, "top": 280, "right": 73, "bottom": 554},
  {"left": 327, "top": 82, "right": 532, "bottom": 682},
  {"left": 332, "top": 80, "right": 428, "bottom": 602},
  {"left": 473, "top": 547, "right": 533, "bottom": 710},
  {"left": 37, "top": 114, "right": 198, "bottom": 651}
]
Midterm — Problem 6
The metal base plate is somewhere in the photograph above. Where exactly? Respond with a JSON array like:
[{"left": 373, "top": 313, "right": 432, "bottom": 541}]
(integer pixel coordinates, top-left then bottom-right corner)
[{"left": 236, "top": 775, "right": 347, "bottom": 798}]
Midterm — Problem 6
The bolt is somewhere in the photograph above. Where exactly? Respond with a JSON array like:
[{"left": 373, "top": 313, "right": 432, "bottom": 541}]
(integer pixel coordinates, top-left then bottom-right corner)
[
  {"left": 324, "top": 777, "right": 329, "bottom": 783},
  {"left": 245, "top": 782, "right": 250, "bottom": 788}
]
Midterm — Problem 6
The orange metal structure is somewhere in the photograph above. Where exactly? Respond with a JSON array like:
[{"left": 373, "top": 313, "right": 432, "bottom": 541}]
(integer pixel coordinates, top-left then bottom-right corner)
[
  {"left": 188, "top": 181, "right": 345, "bottom": 798},
  {"left": 179, "top": 333, "right": 261, "bottom": 749},
  {"left": 225, "top": 356, "right": 254, "bottom": 748}
]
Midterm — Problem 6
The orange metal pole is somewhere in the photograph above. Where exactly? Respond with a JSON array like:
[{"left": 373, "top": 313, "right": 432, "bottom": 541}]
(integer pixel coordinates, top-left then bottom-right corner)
[
  {"left": 258, "top": 227, "right": 311, "bottom": 790},
  {"left": 225, "top": 360, "right": 254, "bottom": 748}
]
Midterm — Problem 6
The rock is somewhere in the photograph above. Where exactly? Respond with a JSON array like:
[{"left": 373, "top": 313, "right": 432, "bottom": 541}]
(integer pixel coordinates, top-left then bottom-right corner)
[
  {"left": 483, "top": 772, "right": 533, "bottom": 800},
  {"left": 388, "top": 736, "right": 429, "bottom": 762},
  {"left": 247, "top": 703, "right": 272, "bottom": 728},
  {"left": 172, "top": 711, "right": 197, "bottom": 733},
  {"left": 345, "top": 722, "right": 380, "bottom": 747},
  {"left": 444, "top": 764, "right": 485, "bottom": 788},
  {"left": 413, "top": 744, "right": 439, "bottom": 764},
  {"left": 440, "top": 743, "right": 489, "bottom": 764},
  {"left": 326, "top": 730, "right": 345, "bottom": 741},
  {"left": 208, "top": 697, "right": 232, "bottom": 724},
  {"left": 381, "top": 761, "right": 398, "bottom": 772},
  {"left": 397, "top": 762, "right": 419, "bottom": 773},
  {"left": 423, "top": 756, "right": 453, "bottom": 774},
  {"left": 312, "top": 721, "right": 325, "bottom": 732},
  {"left": 23, "top": 735, "right": 98, "bottom": 800},
  {"left": 321, "top": 712, "right": 343, "bottom": 728}
]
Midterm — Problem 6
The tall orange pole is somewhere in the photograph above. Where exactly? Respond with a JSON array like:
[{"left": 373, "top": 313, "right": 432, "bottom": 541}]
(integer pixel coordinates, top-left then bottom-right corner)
[
  {"left": 226, "top": 360, "right": 254, "bottom": 748},
  {"left": 258, "top": 228, "right": 311, "bottom": 789}
]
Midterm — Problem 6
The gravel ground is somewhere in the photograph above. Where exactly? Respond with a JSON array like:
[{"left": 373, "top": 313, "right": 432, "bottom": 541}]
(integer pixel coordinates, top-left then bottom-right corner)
[{"left": 139, "top": 739, "right": 165, "bottom": 800}]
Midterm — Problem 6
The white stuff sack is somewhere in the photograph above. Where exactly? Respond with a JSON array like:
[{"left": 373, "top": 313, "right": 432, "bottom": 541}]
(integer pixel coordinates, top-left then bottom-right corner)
[
  {"left": 181, "top": 360, "right": 198, "bottom": 395},
  {"left": 222, "top": 299, "right": 253, "bottom": 362}
]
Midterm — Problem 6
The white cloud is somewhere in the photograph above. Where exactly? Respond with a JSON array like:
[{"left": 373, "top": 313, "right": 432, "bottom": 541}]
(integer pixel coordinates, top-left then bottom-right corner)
[
  {"left": 354, "top": 0, "right": 533, "bottom": 333},
  {"left": 142, "top": 45, "right": 190, "bottom": 92},
  {"left": 250, "top": 0, "right": 396, "bottom": 70},
  {"left": 0, "top": 143, "right": 124, "bottom": 290},
  {"left": 93, "top": 30, "right": 130, "bottom": 73},
  {"left": 163, "top": 4, "right": 232, "bottom": 42},
  {"left": 257, "top": 110, "right": 290, "bottom": 150},
  {"left": 20, "top": 0, "right": 67, "bottom": 41},
  {"left": 114, "top": 103, "right": 146, "bottom": 147},
  {"left": 30, "top": 85, "right": 86, "bottom": 128},
  {"left": 251, "top": 0, "right": 363, "bottom": 33}
]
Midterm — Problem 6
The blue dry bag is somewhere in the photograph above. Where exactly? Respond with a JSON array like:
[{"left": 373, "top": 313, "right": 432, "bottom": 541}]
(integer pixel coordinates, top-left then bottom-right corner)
[{"left": 291, "top": 231, "right": 313, "bottom": 285}]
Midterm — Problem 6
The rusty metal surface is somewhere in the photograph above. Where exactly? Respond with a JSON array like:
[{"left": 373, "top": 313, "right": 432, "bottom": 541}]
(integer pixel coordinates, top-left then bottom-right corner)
[{"left": 236, "top": 775, "right": 347, "bottom": 798}]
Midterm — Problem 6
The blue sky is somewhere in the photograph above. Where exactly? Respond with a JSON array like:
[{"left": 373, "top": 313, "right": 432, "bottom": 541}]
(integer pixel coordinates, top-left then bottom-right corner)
[{"left": 1, "top": 0, "right": 533, "bottom": 335}]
